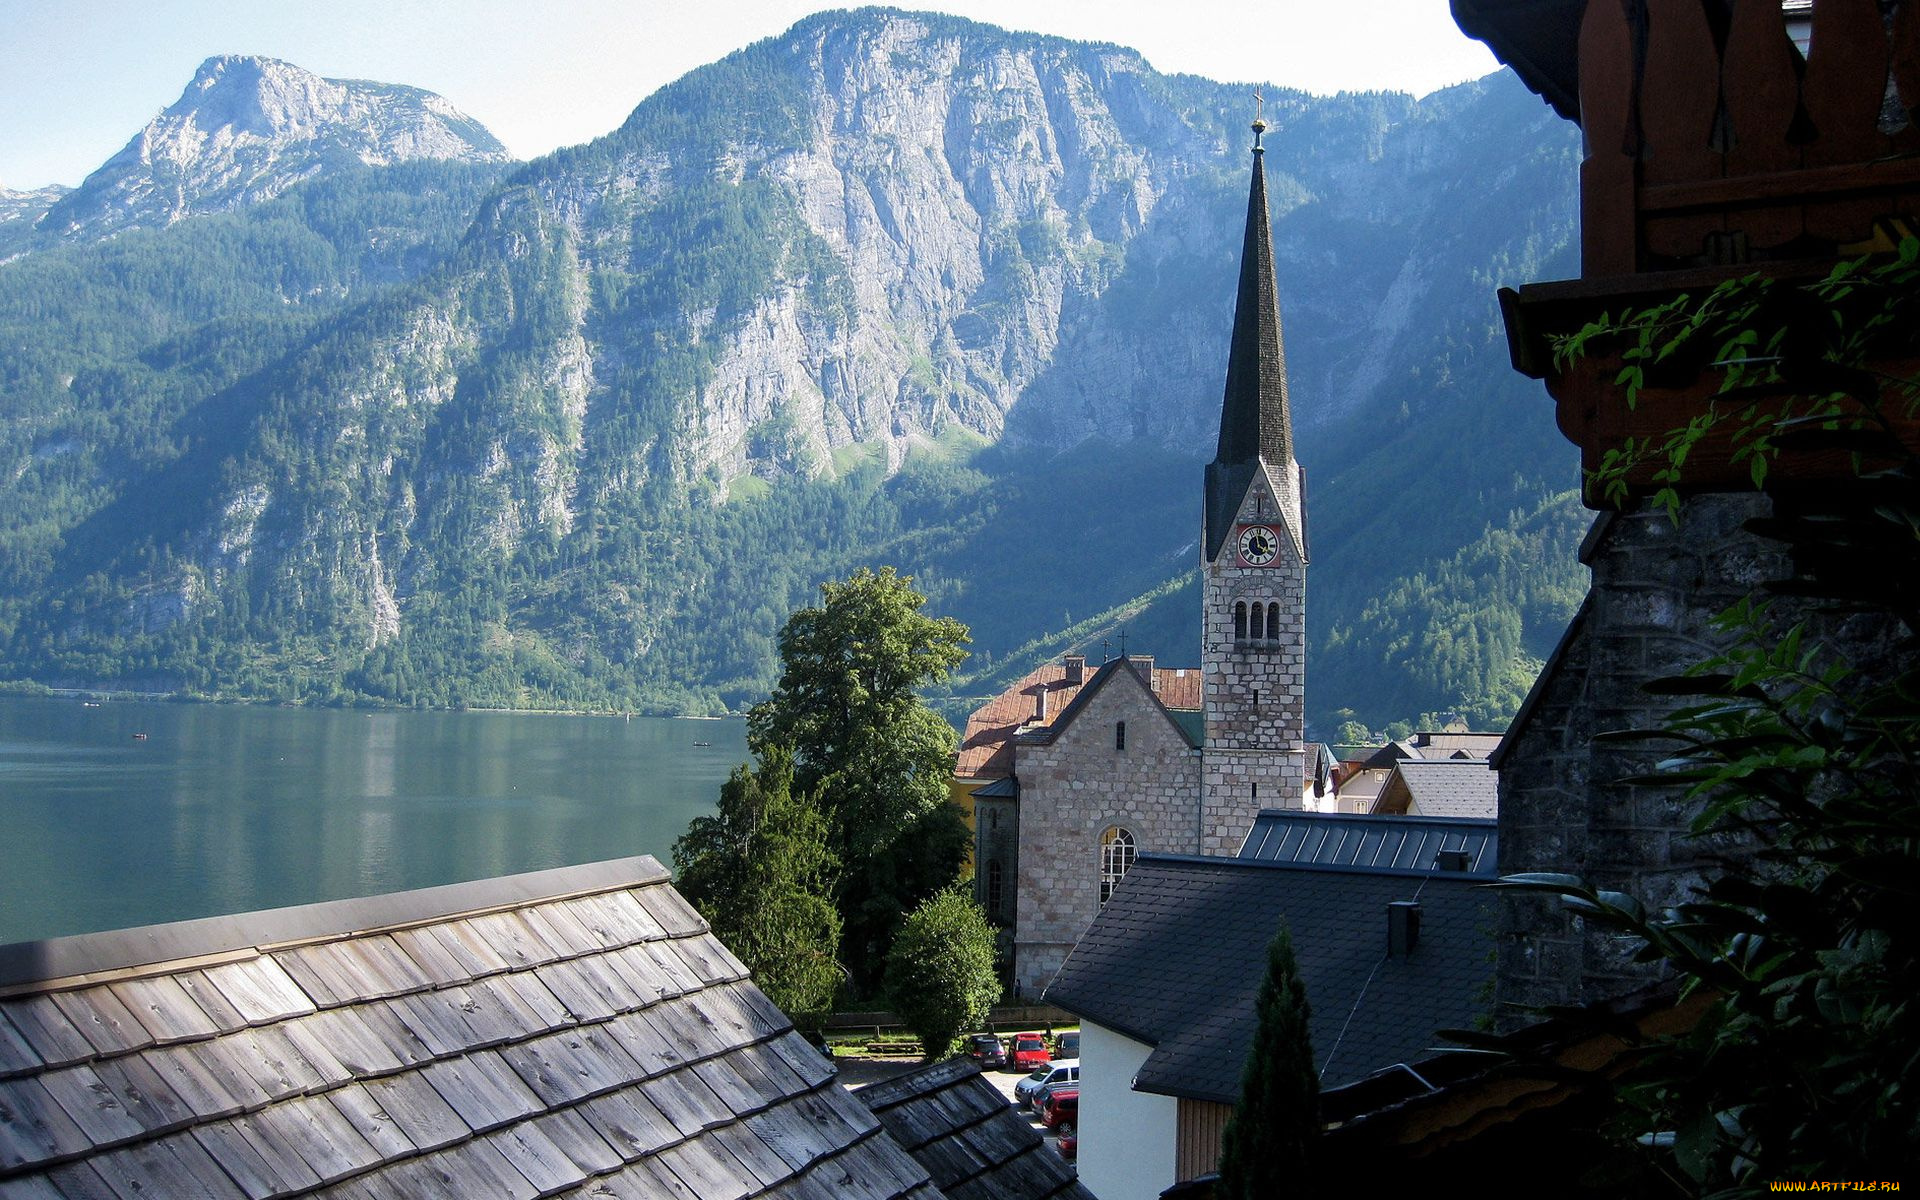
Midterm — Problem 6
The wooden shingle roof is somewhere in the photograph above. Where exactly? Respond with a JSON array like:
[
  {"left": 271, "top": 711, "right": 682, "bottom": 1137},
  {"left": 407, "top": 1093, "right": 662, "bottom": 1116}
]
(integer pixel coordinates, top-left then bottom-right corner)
[
  {"left": 0, "top": 857, "right": 942, "bottom": 1200},
  {"left": 858, "top": 1059, "right": 1092, "bottom": 1200}
]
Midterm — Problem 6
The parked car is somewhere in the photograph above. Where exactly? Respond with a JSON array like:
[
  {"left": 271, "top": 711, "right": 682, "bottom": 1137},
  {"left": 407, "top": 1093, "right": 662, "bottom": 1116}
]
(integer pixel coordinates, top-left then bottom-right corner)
[
  {"left": 965, "top": 1034, "right": 1007, "bottom": 1069},
  {"left": 1040, "top": 1088, "right": 1079, "bottom": 1130},
  {"left": 1056, "top": 1126, "right": 1077, "bottom": 1163},
  {"left": 1008, "top": 1032, "right": 1051, "bottom": 1072},
  {"left": 1015, "top": 1061, "right": 1078, "bottom": 1112},
  {"left": 1053, "top": 1030, "right": 1079, "bottom": 1059}
]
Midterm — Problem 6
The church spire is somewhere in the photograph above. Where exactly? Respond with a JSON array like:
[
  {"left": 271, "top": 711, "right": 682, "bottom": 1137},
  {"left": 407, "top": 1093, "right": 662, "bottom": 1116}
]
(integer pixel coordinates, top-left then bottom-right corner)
[{"left": 1213, "top": 119, "right": 1293, "bottom": 470}]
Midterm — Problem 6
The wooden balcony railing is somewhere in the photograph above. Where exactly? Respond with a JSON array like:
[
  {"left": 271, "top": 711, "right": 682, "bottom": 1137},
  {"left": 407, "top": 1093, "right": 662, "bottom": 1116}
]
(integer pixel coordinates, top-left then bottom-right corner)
[{"left": 1580, "top": 0, "right": 1920, "bottom": 276}]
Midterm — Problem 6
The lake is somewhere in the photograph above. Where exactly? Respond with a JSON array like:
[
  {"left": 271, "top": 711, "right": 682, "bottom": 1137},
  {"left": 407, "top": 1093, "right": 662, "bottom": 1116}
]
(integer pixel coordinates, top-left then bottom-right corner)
[{"left": 0, "top": 695, "right": 746, "bottom": 945}]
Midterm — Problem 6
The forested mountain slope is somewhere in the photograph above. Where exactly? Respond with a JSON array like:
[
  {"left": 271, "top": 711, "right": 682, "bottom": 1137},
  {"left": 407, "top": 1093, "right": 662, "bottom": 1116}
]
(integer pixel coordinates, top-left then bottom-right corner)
[{"left": 0, "top": 9, "right": 1583, "bottom": 733}]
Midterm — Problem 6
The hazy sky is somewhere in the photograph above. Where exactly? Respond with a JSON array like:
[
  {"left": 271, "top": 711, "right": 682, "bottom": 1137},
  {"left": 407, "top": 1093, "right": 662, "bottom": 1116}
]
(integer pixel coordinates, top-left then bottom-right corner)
[{"left": 0, "top": 1, "right": 1500, "bottom": 190}]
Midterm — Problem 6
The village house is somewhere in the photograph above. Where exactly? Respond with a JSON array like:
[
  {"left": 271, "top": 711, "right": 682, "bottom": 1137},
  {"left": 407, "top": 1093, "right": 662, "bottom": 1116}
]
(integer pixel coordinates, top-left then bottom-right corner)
[{"left": 1046, "top": 809, "right": 1498, "bottom": 1200}]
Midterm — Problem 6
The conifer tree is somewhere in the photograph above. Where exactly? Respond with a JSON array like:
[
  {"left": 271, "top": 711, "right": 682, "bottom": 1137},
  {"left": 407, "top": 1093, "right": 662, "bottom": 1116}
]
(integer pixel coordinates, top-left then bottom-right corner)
[{"left": 1215, "top": 925, "right": 1318, "bottom": 1199}]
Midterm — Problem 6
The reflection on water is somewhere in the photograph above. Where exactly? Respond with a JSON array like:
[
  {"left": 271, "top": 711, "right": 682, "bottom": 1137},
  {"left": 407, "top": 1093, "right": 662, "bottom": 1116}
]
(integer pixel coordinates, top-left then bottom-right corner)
[{"left": 0, "top": 696, "right": 745, "bottom": 944}]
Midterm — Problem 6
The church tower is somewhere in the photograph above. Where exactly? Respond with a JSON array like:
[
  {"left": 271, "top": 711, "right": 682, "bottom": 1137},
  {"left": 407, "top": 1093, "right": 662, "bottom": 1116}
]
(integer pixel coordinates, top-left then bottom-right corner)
[{"left": 1200, "top": 117, "right": 1307, "bottom": 847}]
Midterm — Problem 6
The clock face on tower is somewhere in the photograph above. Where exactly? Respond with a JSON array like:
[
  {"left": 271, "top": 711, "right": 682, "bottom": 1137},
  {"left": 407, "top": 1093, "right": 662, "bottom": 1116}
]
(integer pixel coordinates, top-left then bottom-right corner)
[{"left": 1237, "top": 524, "right": 1279, "bottom": 567}]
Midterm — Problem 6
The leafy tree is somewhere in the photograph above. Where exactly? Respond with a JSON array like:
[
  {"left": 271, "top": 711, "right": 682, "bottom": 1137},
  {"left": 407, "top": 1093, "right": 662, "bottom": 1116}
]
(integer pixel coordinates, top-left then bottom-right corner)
[
  {"left": 1500, "top": 242, "right": 1920, "bottom": 1189},
  {"left": 1216, "top": 926, "right": 1318, "bottom": 1199},
  {"left": 672, "top": 748, "right": 843, "bottom": 1020},
  {"left": 884, "top": 888, "right": 1000, "bottom": 1061},
  {"left": 748, "top": 566, "right": 972, "bottom": 991}
]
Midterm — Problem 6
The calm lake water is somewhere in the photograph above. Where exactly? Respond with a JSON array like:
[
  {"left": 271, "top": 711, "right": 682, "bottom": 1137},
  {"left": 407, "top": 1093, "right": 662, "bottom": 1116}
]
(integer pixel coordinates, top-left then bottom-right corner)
[{"left": 0, "top": 695, "right": 745, "bottom": 945}]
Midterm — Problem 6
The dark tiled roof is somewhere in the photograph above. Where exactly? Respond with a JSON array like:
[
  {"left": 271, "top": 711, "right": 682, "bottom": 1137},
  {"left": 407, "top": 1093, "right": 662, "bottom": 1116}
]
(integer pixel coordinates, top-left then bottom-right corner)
[
  {"left": 0, "top": 857, "right": 943, "bottom": 1200},
  {"left": 955, "top": 661, "right": 1201, "bottom": 780},
  {"left": 1044, "top": 855, "right": 1495, "bottom": 1101},
  {"left": 1238, "top": 811, "right": 1498, "bottom": 876},
  {"left": 1387, "top": 760, "right": 1499, "bottom": 819},
  {"left": 860, "top": 1059, "right": 1093, "bottom": 1200}
]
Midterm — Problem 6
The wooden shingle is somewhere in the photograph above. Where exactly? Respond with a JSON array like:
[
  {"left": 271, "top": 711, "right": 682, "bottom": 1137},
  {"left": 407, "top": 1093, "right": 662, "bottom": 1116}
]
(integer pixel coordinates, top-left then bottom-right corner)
[{"left": 0, "top": 858, "right": 1079, "bottom": 1200}]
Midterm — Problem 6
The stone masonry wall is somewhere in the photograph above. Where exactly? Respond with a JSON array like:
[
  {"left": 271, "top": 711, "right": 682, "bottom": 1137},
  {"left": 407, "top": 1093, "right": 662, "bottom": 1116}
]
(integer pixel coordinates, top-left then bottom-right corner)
[
  {"left": 1015, "top": 668, "right": 1201, "bottom": 998},
  {"left": 1201, "top": 462, "right": 1306, "bottom": 841},
  {"left": 1495, "top": 494, "right": 1904, "bottom": 1019}
]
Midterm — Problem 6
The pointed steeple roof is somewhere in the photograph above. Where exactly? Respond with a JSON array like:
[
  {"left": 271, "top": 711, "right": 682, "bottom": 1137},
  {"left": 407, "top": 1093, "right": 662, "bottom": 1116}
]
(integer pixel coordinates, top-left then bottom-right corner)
[
  {"left": 1204, "top": 129, "right": 1297, "bottom": 562},
  {"left": 1215, "top": 135, "right": 1293, "bottom": 468}
]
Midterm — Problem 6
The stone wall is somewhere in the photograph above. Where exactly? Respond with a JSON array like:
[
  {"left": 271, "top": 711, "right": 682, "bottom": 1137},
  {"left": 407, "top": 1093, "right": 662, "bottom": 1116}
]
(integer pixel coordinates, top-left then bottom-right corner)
[
  {"left": 1014, "top": 666, "right": 1201, "bottom": 998},
  {"left": 1201, "top": 461, "right": 1307, "bottom": 841},
  {"left": 973, "top": 794, "right": 1019, "bottom": 927},
  {"left": 1495, "top": 494, "right": 1905, "bottom": 1017}
]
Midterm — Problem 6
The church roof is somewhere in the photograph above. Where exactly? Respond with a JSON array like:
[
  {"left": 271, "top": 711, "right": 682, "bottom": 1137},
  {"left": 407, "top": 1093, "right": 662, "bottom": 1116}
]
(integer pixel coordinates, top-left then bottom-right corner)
[
  {"left": 1045, "top": 855, "right": 1494, "bottom": 1101},
  {"left": 1205, "top": 141, "right": 1297, "bottom": 563},
  {"left": 954, "top": 659, "right": 1202, "bottom": 780},
  {"left": 1012, "top": 657, "right": 1202, "bottom": 753},
  {"left": 0, "top": 857, "right": 945, "bottom": 1200}
]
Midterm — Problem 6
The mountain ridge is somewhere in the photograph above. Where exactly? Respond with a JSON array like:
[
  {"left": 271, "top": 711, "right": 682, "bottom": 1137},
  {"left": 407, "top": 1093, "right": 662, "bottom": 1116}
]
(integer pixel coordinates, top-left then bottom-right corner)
[
  {"left": 26, "top": 54, "right": 511, "bottom": 248},
  {"left": 0, "top": 11, "right": 1584, "bottom": 734}
]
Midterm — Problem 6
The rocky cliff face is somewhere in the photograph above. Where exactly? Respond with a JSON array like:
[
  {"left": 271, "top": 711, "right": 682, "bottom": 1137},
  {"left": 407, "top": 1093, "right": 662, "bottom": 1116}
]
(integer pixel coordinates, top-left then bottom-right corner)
[
  {"left": 0, "top": 10, "right": 1584, "bottom": 724},
  {"left": 32, "top": 56, "right": 511, "bottom": 244}
]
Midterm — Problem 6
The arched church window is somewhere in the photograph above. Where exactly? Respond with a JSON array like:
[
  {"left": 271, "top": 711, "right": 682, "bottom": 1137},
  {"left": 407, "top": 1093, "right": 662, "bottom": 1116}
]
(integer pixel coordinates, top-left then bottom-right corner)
[
  {"left": 1099, "top": 827, "right": 1137, "bottom": 904},
  {"left": 1267, "top": 602, "right": 1280, "bottom": 639},
  {"left": 987, "top": 860, "right": 1003, "bottom": 915},
  {"left": 1115, "top": 721, "right": 1127, "bottom": 750},
  {"left": 1251, "top": 603, "right": 1265, "bottom": 640},
  {"left": 1234, "top": 602, "right": 1247, "bottom": 641}
]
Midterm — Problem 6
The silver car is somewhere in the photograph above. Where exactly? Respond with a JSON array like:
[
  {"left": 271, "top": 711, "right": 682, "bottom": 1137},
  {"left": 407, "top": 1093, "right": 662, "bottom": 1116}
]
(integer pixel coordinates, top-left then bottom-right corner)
[{"left": 1013, "top": 1060, "right": 1079, "bottom": 1111}]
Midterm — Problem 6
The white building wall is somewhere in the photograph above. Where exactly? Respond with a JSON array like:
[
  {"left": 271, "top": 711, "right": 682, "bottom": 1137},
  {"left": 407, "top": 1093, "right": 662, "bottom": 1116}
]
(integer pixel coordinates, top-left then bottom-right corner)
[{"left": 1077, "top": 1022, "right": 1177, "bottom": 1200}]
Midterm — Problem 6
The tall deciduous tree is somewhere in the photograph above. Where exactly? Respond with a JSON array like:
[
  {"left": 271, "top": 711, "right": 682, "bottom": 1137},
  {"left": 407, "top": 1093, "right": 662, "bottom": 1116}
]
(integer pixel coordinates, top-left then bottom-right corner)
[
  {"left": 748, "top": 567, "right": 972, "bottom": 991},
  {"left": 885, "top": 888, "right": 1001, "bottom": 1061},
  {"left": 672, "top": 748, "right": 842, "bottom": 1020},
  {"left": 1216, "top": 926, "right": 1318, "bottom": 1199}
]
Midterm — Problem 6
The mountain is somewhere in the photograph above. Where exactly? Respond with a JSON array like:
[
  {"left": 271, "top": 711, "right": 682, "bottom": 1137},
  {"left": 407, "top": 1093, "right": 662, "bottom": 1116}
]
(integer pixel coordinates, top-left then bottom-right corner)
[
  {"left": 0, "top": 11, "right": 1584, "bottom": 733},
  {"left": 28, "top": 55, "right": 511, "bottom": 247}
]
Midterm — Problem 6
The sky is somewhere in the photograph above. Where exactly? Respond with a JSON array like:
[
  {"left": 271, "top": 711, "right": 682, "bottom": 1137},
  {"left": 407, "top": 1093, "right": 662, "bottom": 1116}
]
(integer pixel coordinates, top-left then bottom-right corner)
[{"left": 0, "top": 1, "right": 1500, "bottom": 190}]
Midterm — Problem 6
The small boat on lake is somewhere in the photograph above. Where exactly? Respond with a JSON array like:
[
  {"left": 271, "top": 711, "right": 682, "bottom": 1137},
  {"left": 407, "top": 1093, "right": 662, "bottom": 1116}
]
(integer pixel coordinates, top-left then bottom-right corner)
[{"left": 132, "top": 732, "right": 148, "bottom": 741}]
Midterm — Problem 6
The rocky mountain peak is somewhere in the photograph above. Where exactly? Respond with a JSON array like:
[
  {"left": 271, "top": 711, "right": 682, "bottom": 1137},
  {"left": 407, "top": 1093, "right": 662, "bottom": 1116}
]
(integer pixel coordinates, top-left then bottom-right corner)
[{"left": 32, "top": 55, "right": 513, "bottom": 245}]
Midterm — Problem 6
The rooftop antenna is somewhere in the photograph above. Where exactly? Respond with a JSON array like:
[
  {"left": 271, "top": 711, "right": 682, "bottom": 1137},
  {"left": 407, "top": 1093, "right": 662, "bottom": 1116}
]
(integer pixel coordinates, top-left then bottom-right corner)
[
  {"left": 1252, "top": 89, "right": 1267, "bottom": 151},
  {"left": 1099, "top": 637, "right": 1113, "bottom": 664}
]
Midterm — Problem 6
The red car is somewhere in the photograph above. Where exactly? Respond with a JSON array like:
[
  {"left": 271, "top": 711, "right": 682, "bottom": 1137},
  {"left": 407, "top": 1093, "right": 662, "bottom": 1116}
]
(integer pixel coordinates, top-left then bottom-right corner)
[
  {"left": 1041, "top": 1088, "right": 1079, "bottom": 1130},
  {"left": 1009, "top": 1032, "right": 1051, "bottom": 1072},
  {"left": 1056, "top": 1127, "right": 1077, "bottom": 1162}
]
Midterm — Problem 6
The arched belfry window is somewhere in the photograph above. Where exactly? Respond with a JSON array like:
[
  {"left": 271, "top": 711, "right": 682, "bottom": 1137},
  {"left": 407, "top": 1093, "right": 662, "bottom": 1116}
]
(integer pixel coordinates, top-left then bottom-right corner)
[
  {"left": 1251, "top": 603, "right": 1265, "bottom": 641},
  {"left": 1267, "top": 602, "right": 1280, "bottom": 639},
  {"left": 1233, "top": 602, "right": 1248, "bottom": 641},
  {"left": 1100, "top": 826, "right": 1137, "bottom": 903}
]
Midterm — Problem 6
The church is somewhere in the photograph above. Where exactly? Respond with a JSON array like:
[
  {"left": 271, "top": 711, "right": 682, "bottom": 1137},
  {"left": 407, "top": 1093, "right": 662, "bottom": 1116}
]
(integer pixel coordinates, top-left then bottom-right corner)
[{"left": 955, "top": 122, "right": 1310, "bottom": 998}]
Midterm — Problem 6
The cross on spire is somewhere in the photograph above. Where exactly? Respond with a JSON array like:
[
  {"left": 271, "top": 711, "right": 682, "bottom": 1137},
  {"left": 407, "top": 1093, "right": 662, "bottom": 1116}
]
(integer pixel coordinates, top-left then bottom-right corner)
[{"left": 1252, "top": 89, "right": 1267, "bottom": 150}]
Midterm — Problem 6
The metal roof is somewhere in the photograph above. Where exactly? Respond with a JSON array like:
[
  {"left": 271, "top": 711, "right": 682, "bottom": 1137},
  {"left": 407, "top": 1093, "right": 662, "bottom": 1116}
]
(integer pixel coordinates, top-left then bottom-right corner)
[
  {"left": 1237, "top": 811, "right": 1498, "bottom": 876},
  {"left": 860, "top": 1059, "right": 1094, "bottom": 1200},
  {"left": 0, "top": 857, "right": 946, "bottom": 1199}
]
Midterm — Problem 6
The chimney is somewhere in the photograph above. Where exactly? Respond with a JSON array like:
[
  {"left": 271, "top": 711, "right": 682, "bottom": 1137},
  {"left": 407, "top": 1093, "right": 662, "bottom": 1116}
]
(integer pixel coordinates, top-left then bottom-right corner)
[
  {"left": 1064, "top": 654, "right": 1086, "bottom": 685},
  {"left": 1130, "top": 655, "right": 1156, "bottom": 689},
  {"left": 1035, "top": 686, "right": 1050, "bottom": 723},
  {"left": 1387, "top": 901, "right": 1422, "bottom": 957},
  {"left": 1435, "top": 849, "right": 1472, "bottom": 872}
]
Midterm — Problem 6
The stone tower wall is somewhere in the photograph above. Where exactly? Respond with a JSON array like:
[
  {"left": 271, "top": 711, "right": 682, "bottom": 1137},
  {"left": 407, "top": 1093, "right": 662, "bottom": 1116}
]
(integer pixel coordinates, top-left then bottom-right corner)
[
  {"left": 1201, "top": 463, "right": 1307, "bottom": 836},
  {"left": 1495, "top": 495, "right": 1904, "bottom": 1019}
]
